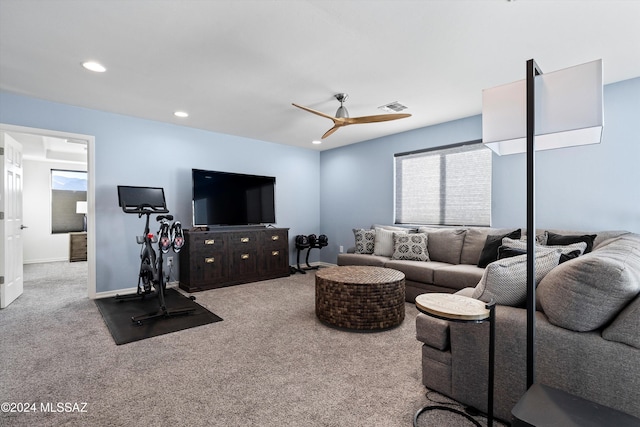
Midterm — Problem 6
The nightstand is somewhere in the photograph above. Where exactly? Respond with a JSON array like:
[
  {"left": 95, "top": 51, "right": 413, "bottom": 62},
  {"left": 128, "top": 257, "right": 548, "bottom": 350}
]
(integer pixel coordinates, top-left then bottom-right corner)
[{"left": 69, "top": 232, "right": 87, "bottom": 262}]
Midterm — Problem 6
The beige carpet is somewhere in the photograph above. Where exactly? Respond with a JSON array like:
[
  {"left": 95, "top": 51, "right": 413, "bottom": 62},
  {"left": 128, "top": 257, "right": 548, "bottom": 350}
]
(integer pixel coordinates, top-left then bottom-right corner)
[{"left": 0, "top": 262, "right": 505, "bottom": 426}]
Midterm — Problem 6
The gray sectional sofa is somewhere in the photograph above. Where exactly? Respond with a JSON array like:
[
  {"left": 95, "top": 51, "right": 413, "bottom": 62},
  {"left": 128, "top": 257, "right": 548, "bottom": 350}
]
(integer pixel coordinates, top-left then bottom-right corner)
[
  {"left": 338, "top": 225, "right": 640, "bottom": 421},
  {"left": 337, "top": 225, "right": 524, "bottom": 302}
]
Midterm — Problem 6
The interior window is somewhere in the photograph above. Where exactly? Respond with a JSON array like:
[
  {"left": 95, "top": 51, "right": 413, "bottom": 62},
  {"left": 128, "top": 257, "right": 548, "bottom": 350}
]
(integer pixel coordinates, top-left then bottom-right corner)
[{"left": 51, "top": 169, "right": 87, "bottom": 234}]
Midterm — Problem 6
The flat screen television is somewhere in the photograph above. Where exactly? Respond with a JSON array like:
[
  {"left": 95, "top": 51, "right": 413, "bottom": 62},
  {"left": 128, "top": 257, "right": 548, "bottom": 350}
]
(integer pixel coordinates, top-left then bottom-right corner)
[{"left": 192, "top": 169, "right": 276, "bottom": 227}]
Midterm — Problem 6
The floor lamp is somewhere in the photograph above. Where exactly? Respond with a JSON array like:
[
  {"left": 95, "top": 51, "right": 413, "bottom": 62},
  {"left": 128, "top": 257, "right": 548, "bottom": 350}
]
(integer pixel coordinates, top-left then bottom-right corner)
[{"left": 483, "top": 59, "right": 605, "bottom": 423}]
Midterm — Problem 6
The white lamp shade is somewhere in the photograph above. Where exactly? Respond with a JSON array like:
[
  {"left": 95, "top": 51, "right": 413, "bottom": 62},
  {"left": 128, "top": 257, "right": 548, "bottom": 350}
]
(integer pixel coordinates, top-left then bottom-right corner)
[
  {"left": 76, "top": 201, "right": 88, "bottom": 214},
  {"left": 482, "top": 59, "right": 603, "bottom": 155}
]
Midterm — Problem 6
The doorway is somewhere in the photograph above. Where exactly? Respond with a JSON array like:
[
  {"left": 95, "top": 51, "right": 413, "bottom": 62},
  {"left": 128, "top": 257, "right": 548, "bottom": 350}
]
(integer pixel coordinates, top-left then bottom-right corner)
[{"left": 0, "top": 124, "right": 96, "bottom": 301}]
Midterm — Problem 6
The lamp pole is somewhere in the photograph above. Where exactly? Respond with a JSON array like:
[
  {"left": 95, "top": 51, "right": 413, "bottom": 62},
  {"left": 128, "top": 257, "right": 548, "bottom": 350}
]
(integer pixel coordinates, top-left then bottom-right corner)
[{"left": 526, "top": 59, "right": 542, "bottom": 389}]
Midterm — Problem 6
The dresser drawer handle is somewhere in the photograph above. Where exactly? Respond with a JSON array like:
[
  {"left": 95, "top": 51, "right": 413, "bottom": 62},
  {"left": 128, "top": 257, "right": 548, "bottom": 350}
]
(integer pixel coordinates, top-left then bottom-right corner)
[
  {"left": 272, "top": 250, "right": 279, "bottom": 256},
  {"left": 204, "top": 257, "right": 215, "bottom": 263},
  {"left": 204, "top": 239, "right": 215, "bottom": 245},
  {"left": 241, "top": 253, "right": 250, "bottom": 260},
  {"left": 271, "top": 235, "right": 279, "bottom": 241},
  {"left": 240, "top": 237, "right": 250, "bottom": 243}
]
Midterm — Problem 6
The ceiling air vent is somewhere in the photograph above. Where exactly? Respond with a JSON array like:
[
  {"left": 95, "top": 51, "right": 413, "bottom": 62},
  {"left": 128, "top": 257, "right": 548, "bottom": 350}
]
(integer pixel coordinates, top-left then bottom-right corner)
[{"left": 378, "top": 101, "right": 408, "bottom": 113}]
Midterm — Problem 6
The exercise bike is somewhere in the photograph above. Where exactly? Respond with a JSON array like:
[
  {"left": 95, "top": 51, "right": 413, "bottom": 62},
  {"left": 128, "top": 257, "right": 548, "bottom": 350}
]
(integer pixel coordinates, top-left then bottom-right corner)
[{"left": 117, "top": 185, "right": 195, "bottom": 325}]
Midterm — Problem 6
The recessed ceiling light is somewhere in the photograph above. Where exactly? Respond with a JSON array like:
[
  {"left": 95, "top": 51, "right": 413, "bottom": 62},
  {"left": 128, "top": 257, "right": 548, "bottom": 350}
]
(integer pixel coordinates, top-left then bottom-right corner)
[
  {"left": 174, "top": 111, "right": 189, "bottom": 118},
  {"left": 312, "top": 140, "right": 322, "bottom": 145},
  {"left": 82, "top": 61, "right": 106, "bottom": 73}
]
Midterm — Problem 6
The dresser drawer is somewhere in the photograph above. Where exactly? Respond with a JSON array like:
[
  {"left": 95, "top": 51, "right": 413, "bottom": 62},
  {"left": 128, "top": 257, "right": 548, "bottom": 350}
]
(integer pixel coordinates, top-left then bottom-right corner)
[
  {"left": 228, "top": 231, "right": 259, "bottom": 250},
  {"left": 262, "top": 229, "right": 288, "bottom": 250},
  {"left": 190, "top": 232, "right": 226, "bottom": 251}
]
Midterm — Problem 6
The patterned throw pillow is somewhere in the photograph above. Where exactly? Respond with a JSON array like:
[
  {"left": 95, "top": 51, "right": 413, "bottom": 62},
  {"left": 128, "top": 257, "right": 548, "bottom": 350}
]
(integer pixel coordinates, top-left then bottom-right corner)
[
  {"left": 502, "top": 237, "right": 587, "bottom": 264},
  {"left": 353, "top": 228, "right": 376, "bottom": 254},
  {"left": 391, "top": 233, "right": 429, "bottom": 261},
  {"left": 472, "top": 248, "right": 561, "bottom": 306}
]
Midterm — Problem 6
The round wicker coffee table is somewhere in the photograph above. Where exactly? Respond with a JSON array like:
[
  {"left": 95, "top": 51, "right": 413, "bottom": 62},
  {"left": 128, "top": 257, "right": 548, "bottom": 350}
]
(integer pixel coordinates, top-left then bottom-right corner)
[{"left": 315, "top": 266, "right": 405, "bottom": 330}]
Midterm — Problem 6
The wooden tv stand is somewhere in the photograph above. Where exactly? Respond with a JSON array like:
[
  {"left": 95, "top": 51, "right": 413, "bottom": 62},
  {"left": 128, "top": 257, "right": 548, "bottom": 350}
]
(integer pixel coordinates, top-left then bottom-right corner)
[{"left": 179, "top": 227, "right": 290, "bottom": 292}]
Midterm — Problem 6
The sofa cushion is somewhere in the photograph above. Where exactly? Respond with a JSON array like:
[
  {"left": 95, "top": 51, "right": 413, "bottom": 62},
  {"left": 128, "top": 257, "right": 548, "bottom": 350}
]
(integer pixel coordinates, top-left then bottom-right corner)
[
  {"left": 546, "top": 231, "right": 597, "bottom": 254},
  {"left": 455, "top": 287, "right": 475, "bottom": 298},
  {"left": 353, "top": 228, "right": 375, "bottom": 254},
  {"left": 384, "top": 260, "right": 450, "bottom": 284},
  {"left": 472, "top": 248, "right": 561, "bottom": 306},
  {"left": 538, "top": 234, "right": 640, "bottom": 332},
  {"left": 602, "top": 296, "right": 640, "bottom": 349},
  {"left": 477, "top": 229, "right": 522, "bottom": 268},
  {"left": 416, "top": 313, "right": 450, "bottom": 350},
  {"left": 391, "top": 232, "right": 429, "bottom": 261},
  {"left": 373, "top": 227, "right": 406, "bottom": 257},
  {"left": 434, "top": 264, "right": 486, "bottom": 291},
  {"left": 418, "top": 227, "right": 467, "bottom": 264},
  {"left": 336, "top": 253, "right": 388, "bottom": 267}
]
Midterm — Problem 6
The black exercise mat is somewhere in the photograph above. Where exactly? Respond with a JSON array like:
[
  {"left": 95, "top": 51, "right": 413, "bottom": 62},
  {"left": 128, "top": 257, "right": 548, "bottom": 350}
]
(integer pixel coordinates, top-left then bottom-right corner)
[{"left": 95, "top": 288, "right": 222, "bottom": 345}]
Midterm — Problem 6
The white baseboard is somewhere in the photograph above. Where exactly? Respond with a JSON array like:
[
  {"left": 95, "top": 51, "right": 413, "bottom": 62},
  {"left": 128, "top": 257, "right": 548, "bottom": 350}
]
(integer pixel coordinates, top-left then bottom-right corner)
[
  {"left": 93, "top": 281, "right": 179, "bottom": 300},
  {"left": 24, "top": 257, "right": 69, "bottom": 265}
]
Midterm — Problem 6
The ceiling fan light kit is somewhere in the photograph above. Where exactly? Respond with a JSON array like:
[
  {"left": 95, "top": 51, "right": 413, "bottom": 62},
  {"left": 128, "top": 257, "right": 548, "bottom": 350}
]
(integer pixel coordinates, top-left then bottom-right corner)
[
  {"left": 293, "top": 93, "right": 411, "bottom": 139},
  {"left": 334, "top": 93, "right": 350, "bottom": 118}
]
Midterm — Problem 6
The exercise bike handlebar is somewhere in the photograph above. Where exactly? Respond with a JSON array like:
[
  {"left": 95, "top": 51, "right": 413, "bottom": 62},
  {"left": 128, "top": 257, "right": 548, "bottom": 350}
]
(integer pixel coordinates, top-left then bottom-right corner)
[{"left": 120, "top": 203, "right": 170, "bottom": 215}]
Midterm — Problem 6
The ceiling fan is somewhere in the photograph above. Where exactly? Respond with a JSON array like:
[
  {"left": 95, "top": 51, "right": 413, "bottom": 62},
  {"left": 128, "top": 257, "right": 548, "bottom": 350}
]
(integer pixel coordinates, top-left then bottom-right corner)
[{"left": 292, "top": 93, "right": 411, "bottom": 139}]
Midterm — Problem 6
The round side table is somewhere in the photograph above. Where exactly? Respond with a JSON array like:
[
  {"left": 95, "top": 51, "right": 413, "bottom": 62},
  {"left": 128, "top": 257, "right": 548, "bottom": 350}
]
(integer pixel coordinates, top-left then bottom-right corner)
[
  {"left": 414, "top": 293, "right": 496, "bottom": 427},
  {"left": 315, "top": 266, "right": 405, "bottom": 330}
]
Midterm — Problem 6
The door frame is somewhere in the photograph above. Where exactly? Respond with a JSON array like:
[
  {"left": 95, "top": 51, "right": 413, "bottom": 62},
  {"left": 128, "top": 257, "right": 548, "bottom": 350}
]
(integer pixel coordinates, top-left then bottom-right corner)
[{"left": 0, "top": 124, "right": 96, "bottom": 299}]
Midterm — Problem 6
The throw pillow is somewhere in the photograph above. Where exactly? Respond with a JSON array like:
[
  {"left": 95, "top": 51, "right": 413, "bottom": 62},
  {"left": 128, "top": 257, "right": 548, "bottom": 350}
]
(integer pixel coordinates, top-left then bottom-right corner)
[
  {"left": 501, "top": 237, "right": 587, "bottom": 264},
  {"left": 546, "top": 231, "right": 597, "bottom": 253},
  {"left": 353, "top": 228, "right": 375, "bottom": 254},
  {"left": 472, "top": 248, "right": 561, "bottom": 306},
  {"left": 477, "top": 229, "right": 522, "bottom": 268},
  {"left": 497, "top": 246, "right": 526, "bottom": 260},
  {"left": 391, "top": 233, "right": 429, "bottom": 261},
  {"left": 374, "top": 227, "right": 406, "bottom": 257},
  {"left": 418, "top": 227, "right": 467, "bottom": 264}
]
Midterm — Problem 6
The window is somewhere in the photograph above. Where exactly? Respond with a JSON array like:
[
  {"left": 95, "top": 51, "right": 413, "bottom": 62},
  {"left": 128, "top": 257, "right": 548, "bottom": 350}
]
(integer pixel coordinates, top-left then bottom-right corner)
[
  {"left": 51, "top": 169, "right": 87, "bottom": 233},
  {"left": 394, "top": 141, "right": 491, "bottom": 226}
]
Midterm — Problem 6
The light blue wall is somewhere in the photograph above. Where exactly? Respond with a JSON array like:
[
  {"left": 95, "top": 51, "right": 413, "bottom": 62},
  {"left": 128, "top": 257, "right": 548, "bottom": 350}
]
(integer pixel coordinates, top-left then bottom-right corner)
[
  {"left": 3, "top": 77, "right": 639, "bottom": 283},
  {"left": 0, "top": 92, "right": 320, "bottom": 293},
  {"left": 319, "top": 77, "right": 640, "bottom": 264}
]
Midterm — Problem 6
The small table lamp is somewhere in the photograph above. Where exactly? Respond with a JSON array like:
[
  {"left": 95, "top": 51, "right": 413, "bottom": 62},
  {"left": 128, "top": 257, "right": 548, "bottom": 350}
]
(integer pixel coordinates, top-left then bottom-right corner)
[{"left": 76, "top": 200, "right": 87, "bottom": 232}]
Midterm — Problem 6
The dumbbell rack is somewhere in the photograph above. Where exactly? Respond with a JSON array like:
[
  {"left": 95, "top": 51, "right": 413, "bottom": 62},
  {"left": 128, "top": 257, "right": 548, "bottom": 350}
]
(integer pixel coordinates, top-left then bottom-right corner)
[{"left": 294, "top": 234, "right": 328, "bottom": 274}]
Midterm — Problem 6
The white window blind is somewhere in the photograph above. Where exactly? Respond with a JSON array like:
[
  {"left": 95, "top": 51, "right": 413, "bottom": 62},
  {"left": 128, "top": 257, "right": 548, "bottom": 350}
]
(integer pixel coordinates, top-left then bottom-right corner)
[{"left": 394, "top": 142, "right": 491, "bottom": 226}]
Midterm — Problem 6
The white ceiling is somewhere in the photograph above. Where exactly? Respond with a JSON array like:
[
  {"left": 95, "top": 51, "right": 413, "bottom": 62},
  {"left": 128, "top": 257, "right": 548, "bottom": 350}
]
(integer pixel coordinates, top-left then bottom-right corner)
[
  {"left": 1, "top": 0, "right": 639, "bottom": 151},
  {"left": 8, "top": 131, "right": 87, "bottom": 164}
]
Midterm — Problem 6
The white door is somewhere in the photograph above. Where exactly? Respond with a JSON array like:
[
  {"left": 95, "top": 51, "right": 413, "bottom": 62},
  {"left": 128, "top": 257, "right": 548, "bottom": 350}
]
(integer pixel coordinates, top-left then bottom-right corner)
[{"left": 1, "top": 132, "right": 24, "bottom": 308}]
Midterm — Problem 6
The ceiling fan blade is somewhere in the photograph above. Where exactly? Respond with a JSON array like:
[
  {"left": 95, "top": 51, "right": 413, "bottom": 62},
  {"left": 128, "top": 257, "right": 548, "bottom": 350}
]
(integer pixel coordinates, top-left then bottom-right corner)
[
  {"left": 322, "top": 125, "right": 342, "bottom": 139},
  {"left": 292, "top": 103, "right": 336, "bottom": 121},
  {"left": 345, "top": 113, "right": 411, "bottom": 124}
]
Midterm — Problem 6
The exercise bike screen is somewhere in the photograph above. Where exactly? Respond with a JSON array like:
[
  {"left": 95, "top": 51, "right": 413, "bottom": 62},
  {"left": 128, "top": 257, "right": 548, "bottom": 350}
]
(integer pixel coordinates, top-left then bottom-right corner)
[{"left": 118, "top": 186, "right": 167, "bottom": 211}]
